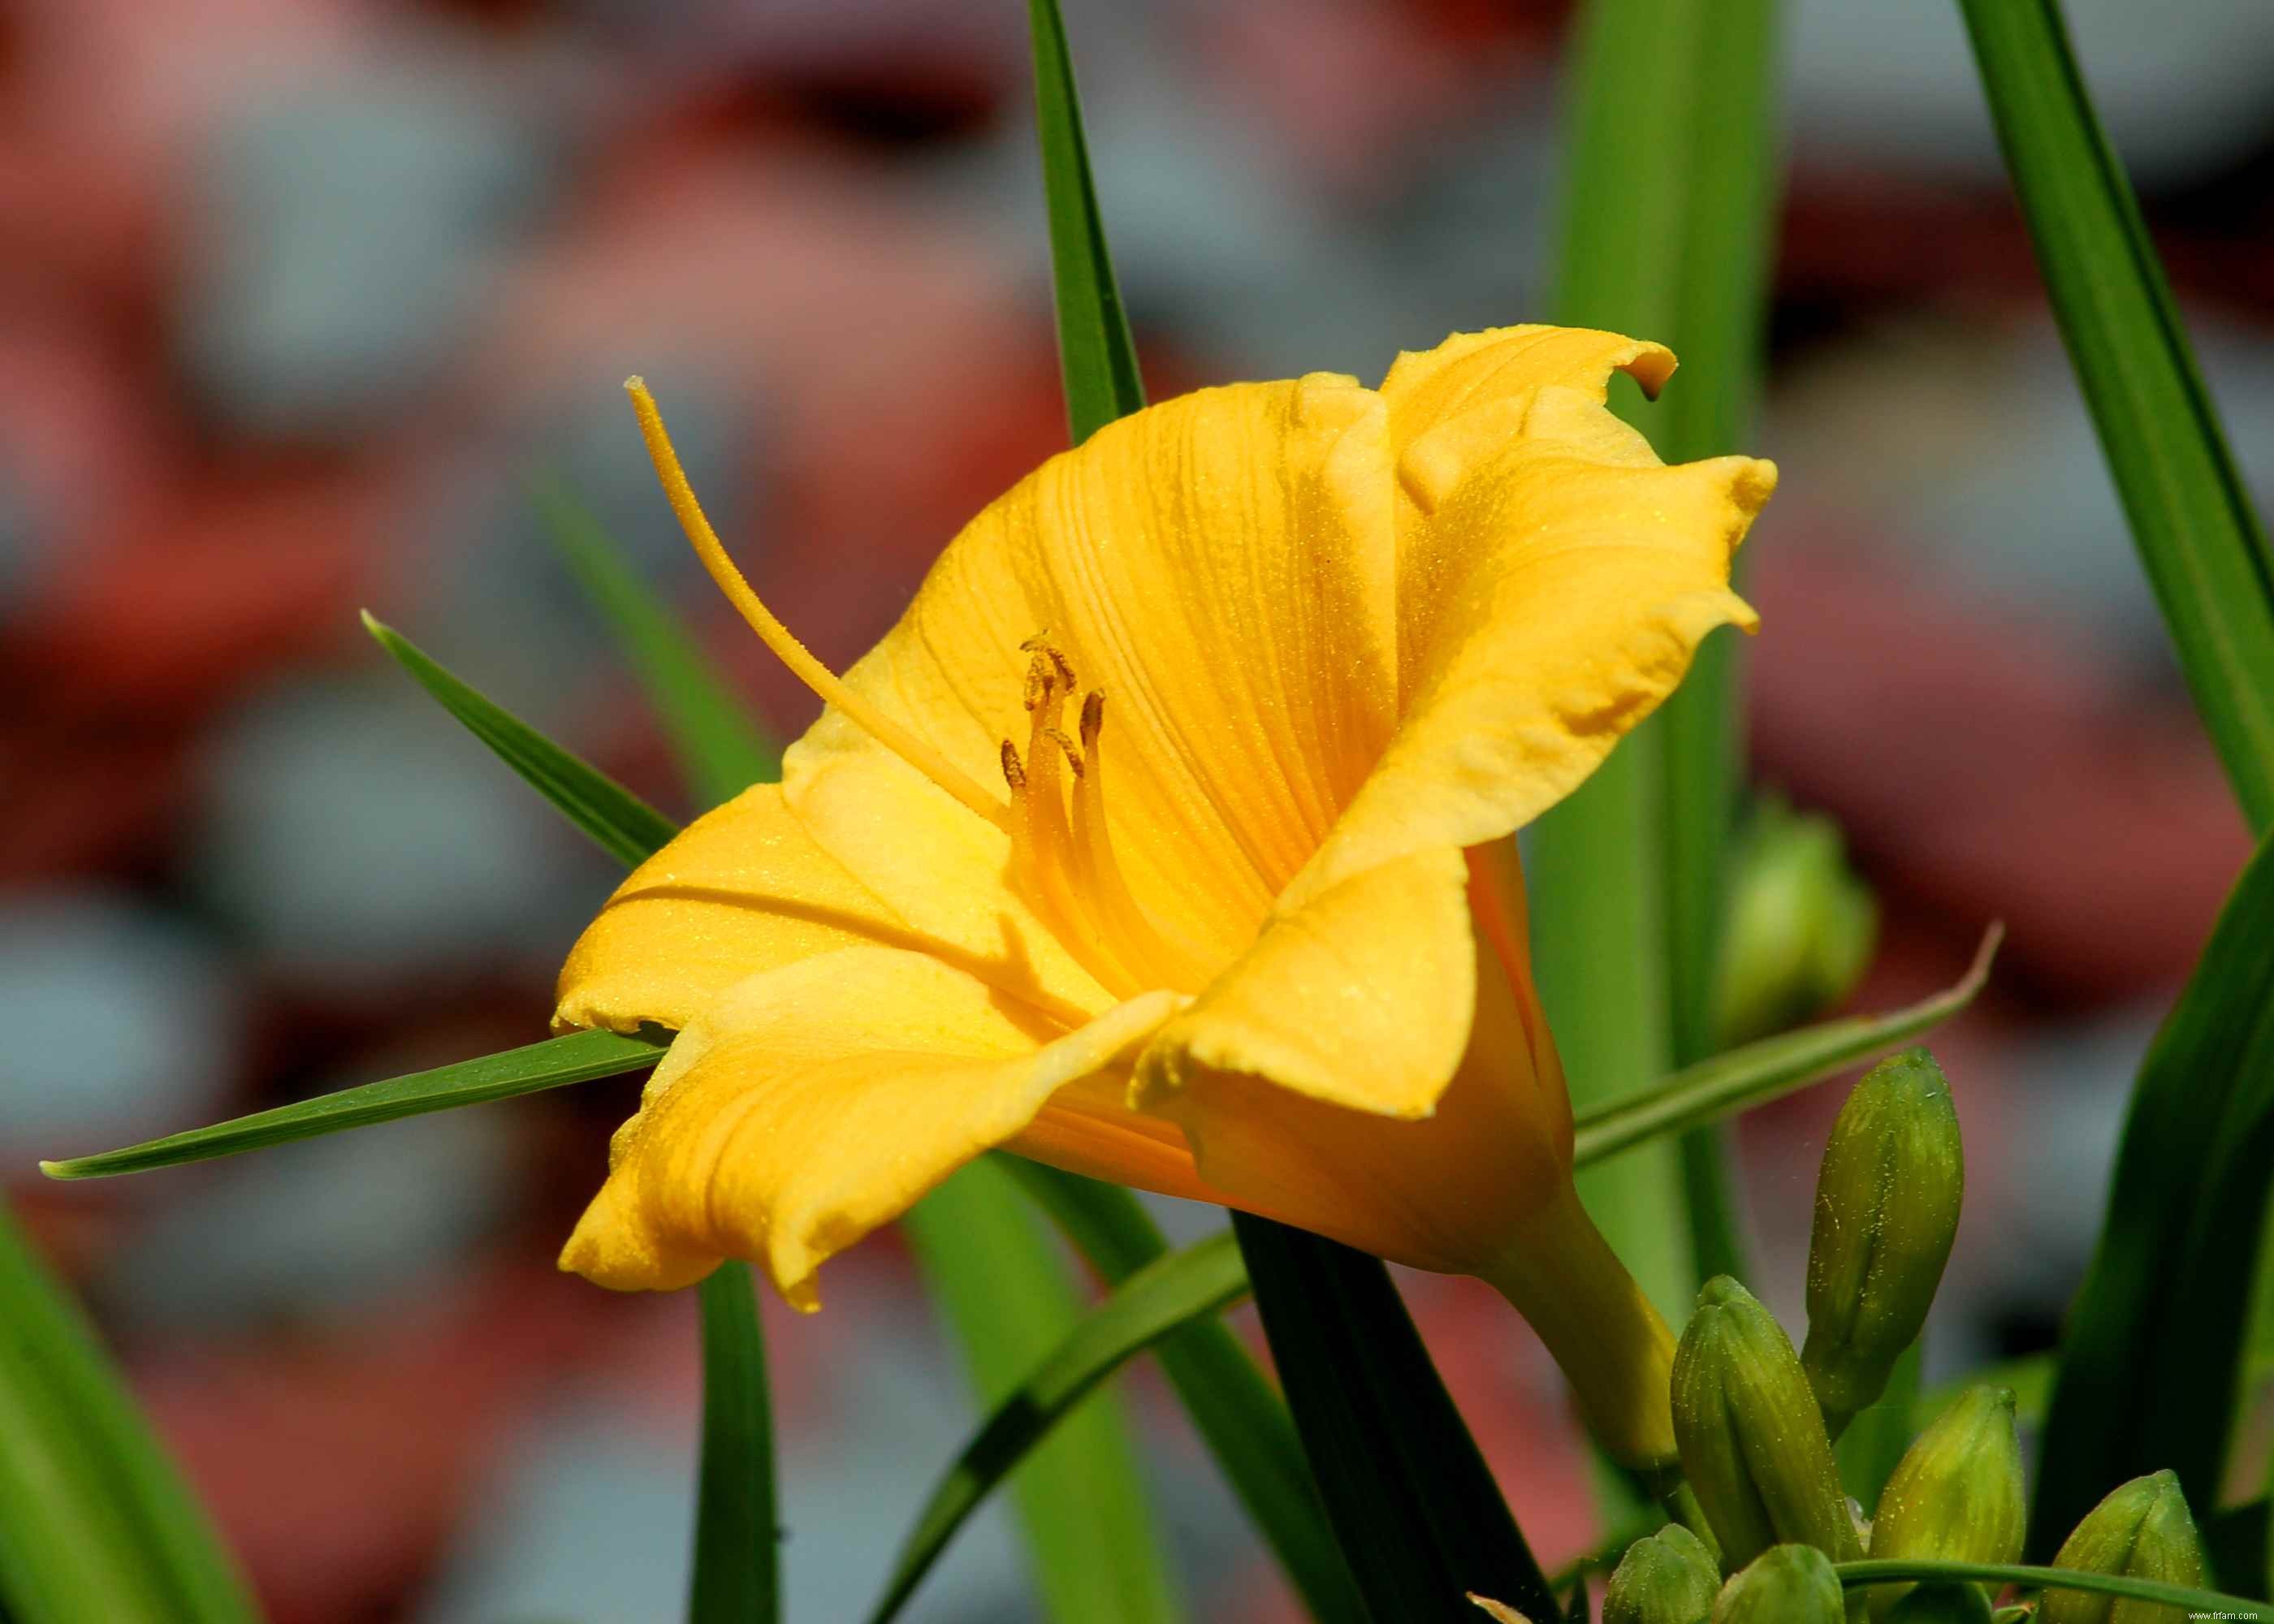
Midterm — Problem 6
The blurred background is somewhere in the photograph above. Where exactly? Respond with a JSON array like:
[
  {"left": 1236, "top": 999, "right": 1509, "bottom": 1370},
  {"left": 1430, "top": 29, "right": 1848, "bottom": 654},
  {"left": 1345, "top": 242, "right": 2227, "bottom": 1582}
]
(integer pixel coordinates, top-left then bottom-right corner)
[{"left": 4, "top": 0, "right": 2271, "bottom": 1617}]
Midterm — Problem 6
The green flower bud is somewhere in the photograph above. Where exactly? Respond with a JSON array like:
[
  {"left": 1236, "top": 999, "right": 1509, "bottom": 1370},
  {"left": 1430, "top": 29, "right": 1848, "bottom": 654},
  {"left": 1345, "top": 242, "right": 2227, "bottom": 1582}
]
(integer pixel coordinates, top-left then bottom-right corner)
[
  {"left": 1802, "top": 1047, "right": 1964, "bottom": 1429},
  {"left": 1710, "top": 1544, "right": 1844, "bottom": 1623},
  {"left": 1605, "top": 1523, "right": 1721, "bottom": 1624},
  {"left": 1866, "top": 1387, "right": 2025, "bottom": 1620},
  {"left": 1883, "top": 1584, "right": 1994, "bottom": 1624},
  {"left": 2040, "top": 1470, "right": 2207, "bottom": 1624},
  {"left": 1673, "top": 1276, "right": 1857, "bottom": 1572},
  {"left": 1714, "top": 796, "right": 1878, "bottom": 1048}
]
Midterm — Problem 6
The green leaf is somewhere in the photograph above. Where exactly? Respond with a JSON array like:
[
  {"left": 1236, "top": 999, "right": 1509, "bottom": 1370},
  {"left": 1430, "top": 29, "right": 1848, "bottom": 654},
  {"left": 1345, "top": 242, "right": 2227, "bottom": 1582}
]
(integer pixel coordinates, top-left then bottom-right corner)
[
  {"left": 1833, "top": 1558, "right": 2267, "bottom": 1617},
  {"left": 363, "top": 611, "right": 677, "bottom": 867},
  {"left": 1570, "top": 926, "right": 1999, "bottom": 1166},
  {"left": 530, "top": 477, "right": 777, "bottom": 810},
  {"left": 993, "top": 1162, "right": 1365, "bottom": 1624},
  {"left": 690, "top": 1264, "right": 778, "bottom": 1624},
  {"left": 1541, "top": 0, "right": 1788, "bottom": 1316},
  {"left": 0, "top": 1200, "right": 257, "bottom": 1624},
  {"left": 41, "top": 1028, "right": 670, "bottom": 1180},
  {"left": 2032, "top": 827, "right": 2274, "bottom": 1553},
  {"left": 1234, "top": 1213, "right": 1558, "bottom": 1624},
  {"left": 1028, "top": 0, "right": 1143, "bottom": 445},
  {"left": 1956, "top": 0, "right": 2274, "bottom": 834},
  {"left": 901, "top": 1161, "right": 1182, "bottom": 1624},
  {"left": 867, "top": 1231, "right": 1248, "bottom": 1623}
]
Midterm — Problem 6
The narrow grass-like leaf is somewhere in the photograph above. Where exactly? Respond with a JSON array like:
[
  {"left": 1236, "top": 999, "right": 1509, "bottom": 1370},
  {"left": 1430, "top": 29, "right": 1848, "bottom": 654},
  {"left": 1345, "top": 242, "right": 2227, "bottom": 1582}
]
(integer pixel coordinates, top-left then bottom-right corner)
[
  {"left": 530, "top": 477, "right": 777, "bottom": 809},
  {"left": 363, "top": 611, "right": 677, "bottom": 867},
  {"left": 1234, "top": 1213, "right": 1558, "bottom": 1624},
  {"left": 867, "top": 1232, "right": 1247, "bottom": 1623},
  {"left": 993, "top": 1162, "right": 1363, "bottom": 1624},
  {"left": 41, "top": 1028, "right": 670, "bottom": 1181},
  {"left": 1834, "top": 1559, "right": 2266, "bottom": 1617},
  {"left": 1541, "top": 0, "right": 1788, "bottom": 1315},
  {"left": 902, "top": 1161, "right": 1182, "bottom": 1623},
  {"left": 1956, "top": 0, "right": 2274, "bottom": 833},
  {"left": 2033, "top": 827, "right": 2274, "bottom": 1553},
  {"left": 1029, "top": 0, "right": 1143, "bottom": 444},
  {"left": 690, "top": 1264, "right": 777, "bottom": 1624},
  {"left": 1571, "top": 927, "right": 1999, "bottom": 1166},
  {"left": 0, "top": 1202, "right": 257, "bottom": 1624}
]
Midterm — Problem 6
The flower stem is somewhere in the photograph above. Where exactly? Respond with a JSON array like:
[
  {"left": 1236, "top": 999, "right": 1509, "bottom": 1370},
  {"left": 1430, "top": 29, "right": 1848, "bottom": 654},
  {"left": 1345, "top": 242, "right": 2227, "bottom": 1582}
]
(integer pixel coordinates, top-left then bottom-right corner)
[{"left": 1485, "top": 1182, "right": 1679, "bottom": 1469}]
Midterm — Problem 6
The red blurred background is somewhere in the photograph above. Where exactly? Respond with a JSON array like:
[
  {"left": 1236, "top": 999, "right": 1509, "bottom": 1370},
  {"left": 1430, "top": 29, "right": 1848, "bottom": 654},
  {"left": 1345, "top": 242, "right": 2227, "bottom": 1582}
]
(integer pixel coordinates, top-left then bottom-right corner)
[{"left": 4, "top": 0, "right": 2271, "bottom": 1618}]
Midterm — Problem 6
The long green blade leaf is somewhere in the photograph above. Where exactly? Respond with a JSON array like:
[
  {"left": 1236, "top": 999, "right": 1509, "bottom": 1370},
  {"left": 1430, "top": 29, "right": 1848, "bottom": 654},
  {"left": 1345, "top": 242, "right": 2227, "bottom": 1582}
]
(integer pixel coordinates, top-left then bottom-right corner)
[
  {"left": 995, "top": 1161, "right": 1365, "bottom": 1624},
  {"left": 41, "top": 1029, "right": 670, "bottom": 1180},
  {"left": 530, "top": 477, "right": 777, "bottom": 809},
  {"left": 1956, "top": 0, "right": 2274, "bottom": 833},
  {"left": 868, "top": 1232, "right": 1247, "bottom": 1623},
  {"left": 1571, "top": 927, "right": 1998, "bottom": 1166},
  {"left": 1029, "top": 0, "right": 1142, "bottom": 445},
  {"left": 690, "top": 1264, "right": 777, "bottom": 1624},
  {"left": 2033, "top": 827, "right": 2274, "bottom": 1553},
  {"left": 0, "top": 1202, "right": 258, "bottom": 1624},
  {"left": 363, "top": 611, "right": 678, "bottom": 867},
  {"left": 1235, "top": 1214, "right": 1555, "bottom": 1623},
  {"left": 1541, "top": 0, "right": 1788, "bottom": 1317},
  {"left": 1834, "top": 1559, "right": 2267, "bottom": 1617},
  {"left": 901, "top": 1162, "right": 1182, "bottom": 1623}
]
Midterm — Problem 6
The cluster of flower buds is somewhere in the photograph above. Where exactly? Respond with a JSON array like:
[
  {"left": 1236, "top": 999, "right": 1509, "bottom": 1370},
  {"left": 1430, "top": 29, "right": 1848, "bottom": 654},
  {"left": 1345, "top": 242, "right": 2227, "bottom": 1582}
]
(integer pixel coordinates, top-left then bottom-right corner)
[{"left": 1594, "top": 1046, "right": 2216, "bottom": 1624}]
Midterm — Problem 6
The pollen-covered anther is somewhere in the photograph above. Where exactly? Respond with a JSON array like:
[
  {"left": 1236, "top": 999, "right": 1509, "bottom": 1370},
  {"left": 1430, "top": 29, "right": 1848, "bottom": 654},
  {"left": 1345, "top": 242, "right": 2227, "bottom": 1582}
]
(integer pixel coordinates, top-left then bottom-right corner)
[
  {"left": 1045, "top": 727, "right": 1084, "bottom": 777},
  {"left": 1001, "top": 740, "right": 1027, "bottom": 791},
  {"left": 1079, "top": 690, "right": 1105, "bottom": 746}
]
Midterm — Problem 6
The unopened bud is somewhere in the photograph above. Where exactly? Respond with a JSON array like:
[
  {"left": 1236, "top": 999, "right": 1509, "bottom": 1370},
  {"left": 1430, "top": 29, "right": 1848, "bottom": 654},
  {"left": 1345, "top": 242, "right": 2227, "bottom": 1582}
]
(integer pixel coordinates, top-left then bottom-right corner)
[
  {"left": 1866, "top": 1387, "right": 2025, "bottom": 1620},
  {"left": 2040, "top": 1471, "right": 2207, "bottom": 1624},
  {"left": 1802, "top": 1048, "right": 1964, "bottom": 1430},
  {"left": 1714, "top": 796, "right": 1878, "bottom": 1048},
  {"left": 1605, "top": 1523, "right": 1720, "bottom": 1624},
  {"left": 1883, "top": 1584, "right": 1993, "bottom": 1624},
  {"left": 1673, "top": 1276, "right": 1856, "bottom": 1572},
  {"left": 1710, "top": 1544, "right": 1844, "bottom": 1623}
]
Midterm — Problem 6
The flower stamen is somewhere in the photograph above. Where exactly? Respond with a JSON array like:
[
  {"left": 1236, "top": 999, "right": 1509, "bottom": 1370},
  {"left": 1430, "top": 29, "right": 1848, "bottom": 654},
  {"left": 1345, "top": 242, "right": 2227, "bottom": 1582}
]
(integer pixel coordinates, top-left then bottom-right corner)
[{"left": 626, "top": 377, "right": 1012, "bottom": 831}]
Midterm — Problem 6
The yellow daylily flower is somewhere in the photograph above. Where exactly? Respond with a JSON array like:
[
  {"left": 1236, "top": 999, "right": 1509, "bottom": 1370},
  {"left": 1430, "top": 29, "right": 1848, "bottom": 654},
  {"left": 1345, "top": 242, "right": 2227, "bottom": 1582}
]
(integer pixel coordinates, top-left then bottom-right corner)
[{"left": 556, "top": 326, "right": 1773, "bottom": 1467}]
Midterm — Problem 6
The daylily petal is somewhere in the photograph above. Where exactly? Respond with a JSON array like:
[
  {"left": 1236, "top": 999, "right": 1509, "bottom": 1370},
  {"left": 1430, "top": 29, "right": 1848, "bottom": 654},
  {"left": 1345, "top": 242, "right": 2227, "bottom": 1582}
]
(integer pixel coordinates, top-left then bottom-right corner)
[
  {"left": 1294, "top": 331, "right": 1771, "bottom": 901},
  {"left": 555, "top": 784, "right": 910, "bottom": 1034},
  {"left": 1135, "top": 844, "right": 1474, "bottom": 1119},
  {"left": 1141, "top": 908, "right": 1570, "bottom": 1277},
  {"left": 560, "top": 945, "right": 1181, "bottom": 1303},
  {"left": 784, "top": 374, "right": 1400, "bottom": 978}
]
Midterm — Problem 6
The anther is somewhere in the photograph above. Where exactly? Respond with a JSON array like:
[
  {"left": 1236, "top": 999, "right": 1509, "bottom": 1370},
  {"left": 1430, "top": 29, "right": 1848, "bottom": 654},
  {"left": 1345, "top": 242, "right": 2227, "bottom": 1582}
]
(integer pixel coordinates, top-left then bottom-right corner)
[
  {"left": 1001, "top": 740, "right": 1027, "bottom": 791},
  {"left": 1045, "top": 727, "right": 1084, "bottom": 777},
  {"left": 1023, "top": 654, "right": 1051, "bottom": 712},
  {"left": 1079, "top": 690, "right": 1105, "bottom": 745},
  {"left": 1046, "top": 646, "right": 1077, "bottom": 690}
]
